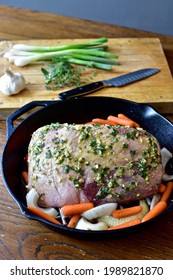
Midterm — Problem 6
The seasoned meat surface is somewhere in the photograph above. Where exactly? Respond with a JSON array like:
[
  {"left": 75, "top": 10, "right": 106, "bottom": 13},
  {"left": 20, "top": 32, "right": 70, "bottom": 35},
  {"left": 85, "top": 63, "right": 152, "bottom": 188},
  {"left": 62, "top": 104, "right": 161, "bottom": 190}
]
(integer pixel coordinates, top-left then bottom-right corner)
[{"left": 28, "top": 122, "right": 163, "bottom": 207}]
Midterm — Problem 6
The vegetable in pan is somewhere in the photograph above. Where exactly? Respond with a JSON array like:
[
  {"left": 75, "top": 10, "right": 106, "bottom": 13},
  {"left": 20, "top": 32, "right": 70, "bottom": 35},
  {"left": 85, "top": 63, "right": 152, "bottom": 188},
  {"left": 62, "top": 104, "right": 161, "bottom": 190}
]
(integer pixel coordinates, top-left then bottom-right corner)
[{"left": 23, "top": 113, "right": 173, "bottom": 231}]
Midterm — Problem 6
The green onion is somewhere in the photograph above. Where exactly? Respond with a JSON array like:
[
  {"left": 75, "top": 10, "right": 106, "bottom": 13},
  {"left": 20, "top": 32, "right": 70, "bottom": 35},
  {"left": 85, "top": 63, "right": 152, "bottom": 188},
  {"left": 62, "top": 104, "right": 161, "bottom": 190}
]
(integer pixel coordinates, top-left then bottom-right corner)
[
  {"left": 4, "top": 37, "right": 119, "bottom": 68},
  {"left": 65, "top": 58, "right": 113, "bottom": 70},
  {"left": 12, "top": 37, "right": 108, "bottom": 52},
  {"left": 70, "top": 53, "right": 119, "bottom": 65}
]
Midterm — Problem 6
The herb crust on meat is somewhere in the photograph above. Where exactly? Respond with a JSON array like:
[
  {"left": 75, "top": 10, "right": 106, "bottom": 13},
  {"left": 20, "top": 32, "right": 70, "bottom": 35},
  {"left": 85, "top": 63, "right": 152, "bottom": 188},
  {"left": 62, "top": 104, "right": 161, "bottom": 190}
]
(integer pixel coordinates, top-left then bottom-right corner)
[{"left": 28, "top": 122, "right": 163, "bottom": 207}]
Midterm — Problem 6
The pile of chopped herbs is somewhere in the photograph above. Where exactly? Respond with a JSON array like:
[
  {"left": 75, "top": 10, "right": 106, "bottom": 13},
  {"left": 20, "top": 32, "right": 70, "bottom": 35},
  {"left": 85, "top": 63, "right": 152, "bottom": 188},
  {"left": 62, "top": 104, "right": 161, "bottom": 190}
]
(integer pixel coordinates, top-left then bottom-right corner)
[{"left": 41, "top": 60, "right": 87, "bottom": 90}]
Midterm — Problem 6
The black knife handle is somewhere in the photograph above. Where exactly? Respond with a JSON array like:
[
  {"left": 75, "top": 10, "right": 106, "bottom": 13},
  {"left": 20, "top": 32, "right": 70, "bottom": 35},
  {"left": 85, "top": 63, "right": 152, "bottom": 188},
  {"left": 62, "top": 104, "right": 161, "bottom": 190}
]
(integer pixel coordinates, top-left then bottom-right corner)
[{"left": 58, "top": 81, "right": 104, "bottom": 100}]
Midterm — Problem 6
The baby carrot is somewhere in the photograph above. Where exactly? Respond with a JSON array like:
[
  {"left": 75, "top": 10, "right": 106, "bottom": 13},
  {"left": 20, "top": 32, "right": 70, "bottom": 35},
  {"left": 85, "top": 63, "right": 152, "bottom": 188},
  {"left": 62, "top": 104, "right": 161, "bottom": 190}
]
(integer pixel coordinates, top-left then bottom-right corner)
[
  {"left": 22, "top": 171, "right": 28, "bottom": 184},
  {"left": 108, "top": 219, "right": 141, "bottom": 230},
  {"left": 112, "top": 205, "right": 142, "bottom": 219},
  {"left": 67, "top": 214, "right": 81, "bottom": 228},
  {"left": 27, "top": 206, "right": 62, "bottom": 225},
  {"left": 141, "top": 201, "right": 167, "bottom": 223},
  {"left": 107, "top": 115, "right": 136, "bottom": 127},
  {"left": 160, "top": 181, "right": 173, "bottom": 202},
  {"left": 61, "top": 202, "right": 94, "bottom": 216},
  {"left": 92, "top": 118, "right": 117, "bottom": 125},
  {"left": 117, "top": 113, "right": 140, "bottom": 127},
  {"left": 158, "top": 183, "right": 166, "bottom": 193}
]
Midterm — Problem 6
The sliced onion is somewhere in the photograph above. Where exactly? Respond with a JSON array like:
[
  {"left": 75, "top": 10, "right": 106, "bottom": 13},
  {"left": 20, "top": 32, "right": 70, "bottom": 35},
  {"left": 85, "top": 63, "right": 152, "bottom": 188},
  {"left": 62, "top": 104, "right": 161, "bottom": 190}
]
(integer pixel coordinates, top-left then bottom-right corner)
[
  {"left": 150, "top": 193, "right": 161, "bottom": 210},
  {"left": 161, "top": 147, "right": 172, "bottom": 168},
  {"left": 161, "top": 147, "right": 173, "bottom": 181},
  {"left": 81, "top": 202, "right": 117, "bottom": 220},
  {"left": 76, "top": 217, "right": 108, "bottom": 230},
  {"left": 98, "top": 199, "right": 149, "bottom": 227},
  {"left": 26, "top": 188, "right": 58, "bottom": 218}
]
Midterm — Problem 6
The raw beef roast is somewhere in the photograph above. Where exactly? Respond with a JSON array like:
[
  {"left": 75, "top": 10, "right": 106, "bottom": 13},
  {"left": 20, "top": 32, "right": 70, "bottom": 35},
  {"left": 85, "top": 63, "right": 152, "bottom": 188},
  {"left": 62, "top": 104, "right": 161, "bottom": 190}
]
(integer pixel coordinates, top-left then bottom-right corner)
[{"left": 27, "top": 122, "right": 163, "bottom": 207}]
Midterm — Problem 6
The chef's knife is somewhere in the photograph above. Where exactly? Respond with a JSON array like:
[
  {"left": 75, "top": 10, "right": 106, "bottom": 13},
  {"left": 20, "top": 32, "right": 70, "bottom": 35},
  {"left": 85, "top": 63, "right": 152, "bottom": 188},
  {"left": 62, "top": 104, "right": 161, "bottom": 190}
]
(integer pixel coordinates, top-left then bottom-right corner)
[{"left": 58, "top": 68, "right": 160, "bottom": 100}]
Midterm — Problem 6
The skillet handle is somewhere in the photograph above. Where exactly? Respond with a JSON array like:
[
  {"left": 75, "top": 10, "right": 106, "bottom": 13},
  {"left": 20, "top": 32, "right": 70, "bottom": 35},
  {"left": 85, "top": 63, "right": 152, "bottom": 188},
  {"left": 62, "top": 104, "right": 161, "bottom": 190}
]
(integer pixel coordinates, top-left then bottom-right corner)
[{"left": 6, "top": 100, "right": 54, "bottom": 139}]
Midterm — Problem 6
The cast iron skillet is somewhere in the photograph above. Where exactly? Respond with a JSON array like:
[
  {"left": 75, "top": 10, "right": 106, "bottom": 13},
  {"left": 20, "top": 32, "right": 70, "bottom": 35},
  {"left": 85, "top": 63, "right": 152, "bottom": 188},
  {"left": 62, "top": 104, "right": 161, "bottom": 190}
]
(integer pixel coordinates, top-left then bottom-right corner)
[{"left": 1, "top": 97, "right": 173, "bottom": 237}]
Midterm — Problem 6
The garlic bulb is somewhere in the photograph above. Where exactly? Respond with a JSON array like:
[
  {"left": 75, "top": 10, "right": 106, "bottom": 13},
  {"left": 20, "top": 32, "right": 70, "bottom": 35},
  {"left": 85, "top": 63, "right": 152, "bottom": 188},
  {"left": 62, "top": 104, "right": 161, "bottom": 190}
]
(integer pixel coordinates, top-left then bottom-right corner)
[{"left": 0, "top": 67, "right": 26, "bottom": 95}]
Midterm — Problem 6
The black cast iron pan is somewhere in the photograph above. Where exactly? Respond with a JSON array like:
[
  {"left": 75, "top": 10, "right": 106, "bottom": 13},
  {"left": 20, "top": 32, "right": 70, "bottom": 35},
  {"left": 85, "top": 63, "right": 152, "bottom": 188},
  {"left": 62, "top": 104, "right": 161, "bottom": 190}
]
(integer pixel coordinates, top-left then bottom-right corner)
[{"left": 1, "top": 97, "right": 173, "bottom": 237}]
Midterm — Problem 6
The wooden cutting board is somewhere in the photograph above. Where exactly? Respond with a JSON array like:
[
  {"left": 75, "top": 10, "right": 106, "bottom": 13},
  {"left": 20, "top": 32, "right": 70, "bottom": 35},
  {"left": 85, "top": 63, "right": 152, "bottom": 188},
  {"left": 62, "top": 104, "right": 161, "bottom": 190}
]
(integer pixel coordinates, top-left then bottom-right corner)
[{"left": 0, "top": 38, "right": 173, "bottom": 114}]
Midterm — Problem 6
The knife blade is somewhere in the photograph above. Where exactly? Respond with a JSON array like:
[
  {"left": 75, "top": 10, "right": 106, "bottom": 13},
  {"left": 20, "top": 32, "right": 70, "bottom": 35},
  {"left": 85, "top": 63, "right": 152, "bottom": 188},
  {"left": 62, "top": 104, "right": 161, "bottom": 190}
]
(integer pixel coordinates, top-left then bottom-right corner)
[{"left": 58, "top": 68, "right": 160, "bottom": 100}]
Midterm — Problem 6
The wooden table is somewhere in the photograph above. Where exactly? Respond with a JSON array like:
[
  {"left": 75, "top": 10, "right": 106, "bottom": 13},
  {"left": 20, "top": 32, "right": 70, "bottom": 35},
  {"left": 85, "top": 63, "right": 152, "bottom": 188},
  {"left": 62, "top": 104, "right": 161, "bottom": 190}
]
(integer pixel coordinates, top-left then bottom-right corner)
[{"left": 0, "top": 5, "right": 173, "bottom": 260}]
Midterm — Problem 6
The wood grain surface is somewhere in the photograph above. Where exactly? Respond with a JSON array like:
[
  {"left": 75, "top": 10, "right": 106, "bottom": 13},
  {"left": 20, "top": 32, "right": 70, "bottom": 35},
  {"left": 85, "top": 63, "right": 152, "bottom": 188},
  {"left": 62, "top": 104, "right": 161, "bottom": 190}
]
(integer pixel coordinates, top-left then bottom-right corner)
[
  {"left": 1, "top": 5, "right": 173, "bottom": 77},
  {"left": 0, "top": 38, "right": 173, "bottom": 114},
  {"left": 0, "top": 5, "right": 173, "bottom": 260}
]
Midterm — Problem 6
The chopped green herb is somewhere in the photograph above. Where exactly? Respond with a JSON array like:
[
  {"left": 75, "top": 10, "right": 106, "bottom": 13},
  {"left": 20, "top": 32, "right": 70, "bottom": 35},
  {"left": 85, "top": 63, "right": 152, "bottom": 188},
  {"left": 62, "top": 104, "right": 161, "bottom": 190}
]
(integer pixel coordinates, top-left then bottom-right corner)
[
  {"left": 130, "top": 150, "right": 136, "bottom": 156},
  {"left": 45, "top": 149, "right": 52, "bottom": 158},
  {"left": 123, "top": 143, "right": 129, "bottom": 149},
  {"left": 41, "top": 60, "right": 86, "bottom": 90}
]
